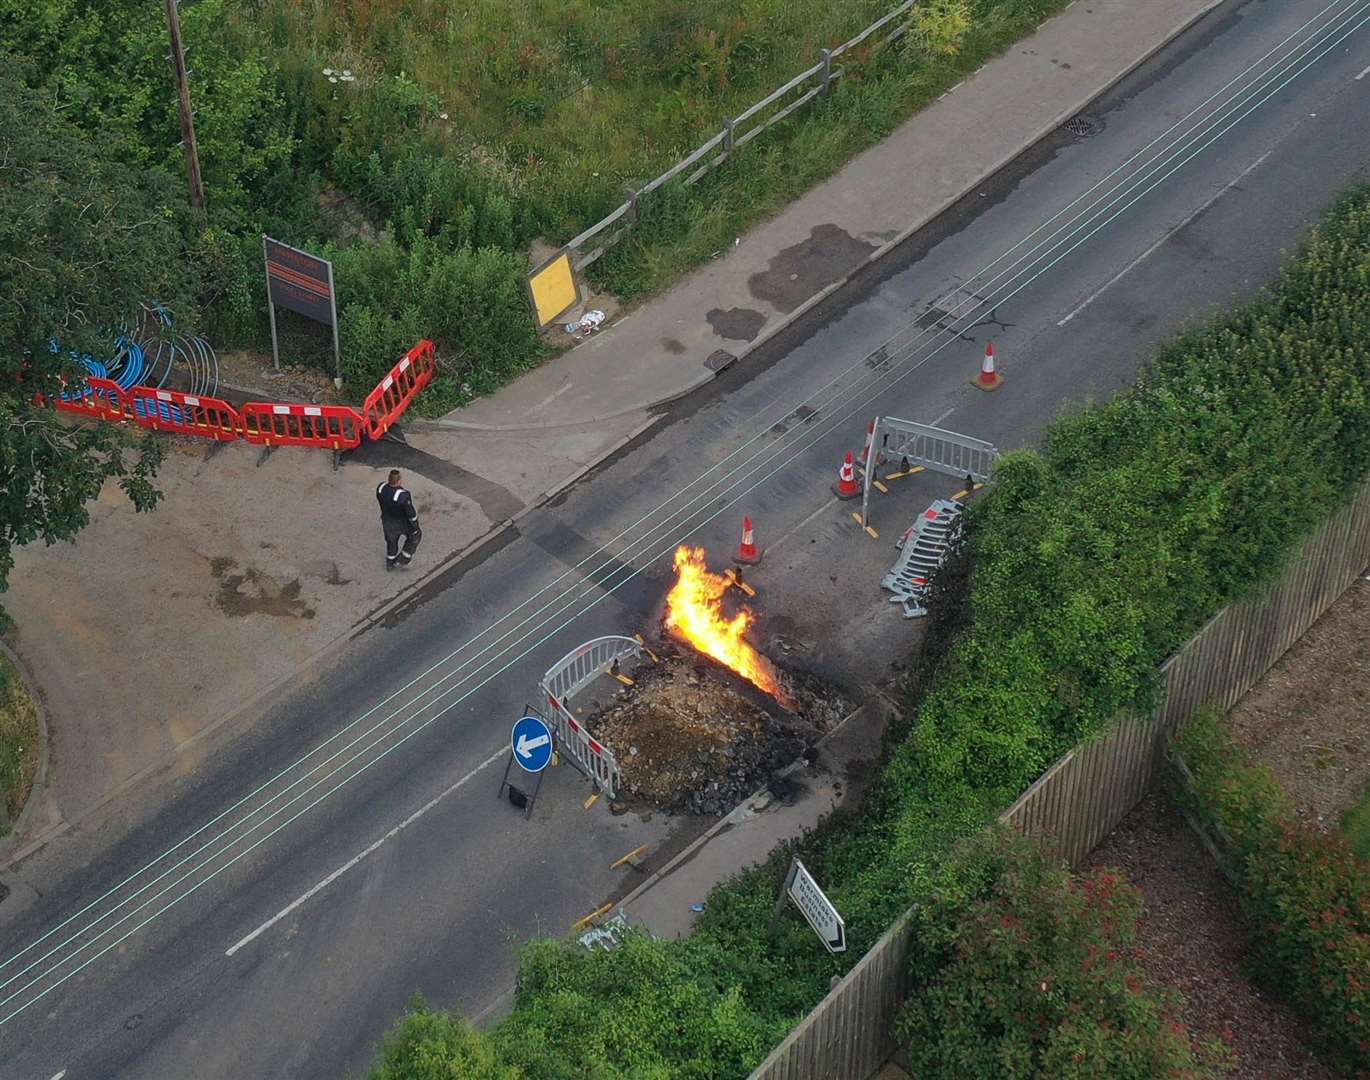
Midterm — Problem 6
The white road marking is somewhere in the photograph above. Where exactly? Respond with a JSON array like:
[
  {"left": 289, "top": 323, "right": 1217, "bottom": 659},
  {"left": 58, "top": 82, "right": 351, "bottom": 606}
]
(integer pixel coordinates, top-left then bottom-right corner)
[
  {"left": 768, "top": 498, "right": 842, "bottom": 556},
  {"left": 1057, "top": 149, "right": 1273, "bottom": 327},
  {"left": 931, "top": 406, "right": 956, "bottom": 427},
  {"left": 225, "top": 748, "right": 505, "bottom": 957},
  {"left": 50, "top": 1071, "right": 66, "bottom": 1080},
  {"left": 1356, "top": 61, "right": 1370, "bottom": 80}
]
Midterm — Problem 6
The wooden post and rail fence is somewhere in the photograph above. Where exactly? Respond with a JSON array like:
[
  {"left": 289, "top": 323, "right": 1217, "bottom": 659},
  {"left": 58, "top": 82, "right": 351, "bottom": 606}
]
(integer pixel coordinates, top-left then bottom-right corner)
[
  {"left": 563, "top": 0, "right": 917, "bottom": 272},
  {"left": 747, "top": 478, "right": 1370, "bottom": 1080}
]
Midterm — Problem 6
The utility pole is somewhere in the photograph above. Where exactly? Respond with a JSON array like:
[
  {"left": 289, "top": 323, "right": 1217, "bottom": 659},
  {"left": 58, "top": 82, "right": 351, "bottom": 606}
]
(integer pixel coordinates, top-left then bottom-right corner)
[{"left": 165, "top": 0, "right": 205, "bottom": 212}]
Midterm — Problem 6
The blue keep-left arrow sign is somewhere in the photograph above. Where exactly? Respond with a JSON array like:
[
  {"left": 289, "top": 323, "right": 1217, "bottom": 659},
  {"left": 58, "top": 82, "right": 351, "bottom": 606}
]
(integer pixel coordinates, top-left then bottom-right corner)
[{"left": 511, "top": 716, "right": 554, "bottom": 773}]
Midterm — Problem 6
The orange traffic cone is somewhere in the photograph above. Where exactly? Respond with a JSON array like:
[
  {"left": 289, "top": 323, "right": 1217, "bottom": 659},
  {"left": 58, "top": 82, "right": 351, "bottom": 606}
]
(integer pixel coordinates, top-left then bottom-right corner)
[
  {"left": 832, "top": 451, "right": 860, "bottom": 499},
  {"left": 972, "top": 341, "right": 1003, "bottom": 391},
  {"left": 736, "top": 515, "right": 762, "bottom": 565}
]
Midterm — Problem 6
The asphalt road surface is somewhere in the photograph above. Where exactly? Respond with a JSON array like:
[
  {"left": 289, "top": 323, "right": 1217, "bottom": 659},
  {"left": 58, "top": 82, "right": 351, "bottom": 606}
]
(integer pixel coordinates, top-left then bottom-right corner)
[{"left": 2, "top": 1, "right": 1368, "bottom": 1076}]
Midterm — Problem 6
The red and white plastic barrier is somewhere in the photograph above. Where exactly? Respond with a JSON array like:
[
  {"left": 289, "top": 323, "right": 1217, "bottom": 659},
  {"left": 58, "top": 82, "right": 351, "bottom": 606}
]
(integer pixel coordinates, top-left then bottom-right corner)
[
  {"left": 240, "top": 401, "right": 364, "bottom": 449},
  {"left": 50, "top": 340, "right": 436, "bottom": 452},
  {"left": 55, "top": 376, "right": 138, "bottom": 423},
  {"left": 363, "top": 340, "right": 436, "bottom": 441},
  {"left": 131, "top": 386, "right": 240, "bottom": 441}
]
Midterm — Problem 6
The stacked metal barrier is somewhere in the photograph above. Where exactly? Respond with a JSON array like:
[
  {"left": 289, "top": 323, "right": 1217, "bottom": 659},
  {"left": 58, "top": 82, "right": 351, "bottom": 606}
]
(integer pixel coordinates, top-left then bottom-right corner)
[{"left": 881, "top": 499, "right": 963, "bottom": 618}]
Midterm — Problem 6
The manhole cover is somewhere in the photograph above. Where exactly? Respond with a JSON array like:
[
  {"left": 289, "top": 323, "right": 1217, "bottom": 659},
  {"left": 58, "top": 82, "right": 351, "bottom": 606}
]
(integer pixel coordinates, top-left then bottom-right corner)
[
  {"left": 1062, "top": 114, "right": 1104, "bottom": 139},
  {"left": 703, "top": 349, "right": 736, "bottom": 373}
]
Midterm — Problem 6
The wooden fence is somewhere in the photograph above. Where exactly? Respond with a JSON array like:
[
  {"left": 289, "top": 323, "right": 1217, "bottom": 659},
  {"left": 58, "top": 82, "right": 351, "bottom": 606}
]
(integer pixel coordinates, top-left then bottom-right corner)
[
  {"left": 748, "top": 479, "right": 1370, "bottom": 1080},
  {"left": 564, "top": 1, "right": 915, "bottom": 272}
]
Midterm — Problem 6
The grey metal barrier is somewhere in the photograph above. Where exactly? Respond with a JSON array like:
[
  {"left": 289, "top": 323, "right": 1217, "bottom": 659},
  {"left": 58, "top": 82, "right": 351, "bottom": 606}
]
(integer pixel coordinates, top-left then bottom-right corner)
[
  {"left": 540, "top": 635, "right": 643, "bottom": 799},
  {"left": 861, "top": 416, "right": 998, "bottom": 530},
  {"left": 565, "top": 0, "right": 917, "bottom": 272}
]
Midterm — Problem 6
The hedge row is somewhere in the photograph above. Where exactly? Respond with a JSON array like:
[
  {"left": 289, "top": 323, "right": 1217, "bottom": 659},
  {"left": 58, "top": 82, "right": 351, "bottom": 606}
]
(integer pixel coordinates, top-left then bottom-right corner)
[
  {"left": 1175, "top": 711, "right": 1370, "bottom": 1074},
  {"left": 896, "top": 830, "right": 1228, "bottom": 1079},
  {"left": 364, "top": 181, "right": 1370, "bottom": 1077}
]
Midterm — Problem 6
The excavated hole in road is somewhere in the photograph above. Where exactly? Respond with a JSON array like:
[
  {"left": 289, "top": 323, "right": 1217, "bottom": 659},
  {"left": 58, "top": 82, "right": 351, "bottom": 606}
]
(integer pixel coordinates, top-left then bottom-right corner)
[{"left": 583, "top": 633, "right": 853, "bottom": 818}]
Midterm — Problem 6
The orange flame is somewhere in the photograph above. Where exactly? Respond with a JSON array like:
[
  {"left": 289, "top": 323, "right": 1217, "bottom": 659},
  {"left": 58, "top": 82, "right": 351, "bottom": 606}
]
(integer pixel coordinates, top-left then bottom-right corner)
[{"left": 665, "top": 545, "right": 792, "bottom": 707}]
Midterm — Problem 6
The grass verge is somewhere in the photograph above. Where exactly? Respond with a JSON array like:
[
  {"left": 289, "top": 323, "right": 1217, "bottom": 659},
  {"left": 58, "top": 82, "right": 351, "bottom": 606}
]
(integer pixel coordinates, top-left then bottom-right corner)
[{"left": 0, "top": 651, "right": 39, "bottom": 836}]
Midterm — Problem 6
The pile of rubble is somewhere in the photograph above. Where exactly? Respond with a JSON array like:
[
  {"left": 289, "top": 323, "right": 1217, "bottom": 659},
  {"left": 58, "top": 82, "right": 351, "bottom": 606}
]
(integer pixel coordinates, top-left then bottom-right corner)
[{"left": 585, "top": 651, "right": 850, "bottom": 816}]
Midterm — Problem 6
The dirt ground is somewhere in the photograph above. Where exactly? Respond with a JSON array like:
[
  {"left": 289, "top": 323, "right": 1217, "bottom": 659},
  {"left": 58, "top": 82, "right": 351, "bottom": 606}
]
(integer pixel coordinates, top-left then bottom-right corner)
[
  {"left": 1089, "top": 792, "right": 1336, "bottom": 1080},
  {"left": 1225, "top": 576, "right": 1370, "bottom": 829},
  {"left": 583, "top": 648, "right": 848, "bottom": 815},
  {"left": 214, "top": 349, "right": 345, "bottom": 405}
]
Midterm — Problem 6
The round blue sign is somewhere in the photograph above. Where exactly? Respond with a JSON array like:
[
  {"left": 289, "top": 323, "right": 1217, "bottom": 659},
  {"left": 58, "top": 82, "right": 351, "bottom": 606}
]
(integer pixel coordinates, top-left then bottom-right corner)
[{"left": 511, "top": 716, "right": 554, "bottom": 773}]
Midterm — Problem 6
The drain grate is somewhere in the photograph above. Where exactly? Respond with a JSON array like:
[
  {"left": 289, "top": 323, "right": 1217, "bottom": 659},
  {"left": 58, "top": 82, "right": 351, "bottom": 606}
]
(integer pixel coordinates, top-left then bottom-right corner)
[{"left": 1062, "top": 114, "right": 1104, "bottom": 139}]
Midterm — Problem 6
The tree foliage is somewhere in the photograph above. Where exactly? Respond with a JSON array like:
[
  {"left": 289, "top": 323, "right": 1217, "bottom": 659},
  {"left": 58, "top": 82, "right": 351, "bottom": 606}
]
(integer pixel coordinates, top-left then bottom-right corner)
[{"left": 0, "top": 59, "right": 189, "bottom": 598}]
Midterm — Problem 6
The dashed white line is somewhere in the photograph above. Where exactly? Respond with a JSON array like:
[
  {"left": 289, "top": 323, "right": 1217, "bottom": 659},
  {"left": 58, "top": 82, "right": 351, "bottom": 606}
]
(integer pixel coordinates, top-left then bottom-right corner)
[
  {"left": 1057, "top": 150, "right": 1273, "bottom": 327},
  {"left": 930, "top": 406, "right": 956, "bottom": 427},
  {"left": 1355, "top": 61, "right": 1370, "bottom": 79},
  {"left": 225, "top": 748, "right": 505, "bottom": 957},
  {"left": 50, "top": 1071, "right": 66, "bottom": 1080}
]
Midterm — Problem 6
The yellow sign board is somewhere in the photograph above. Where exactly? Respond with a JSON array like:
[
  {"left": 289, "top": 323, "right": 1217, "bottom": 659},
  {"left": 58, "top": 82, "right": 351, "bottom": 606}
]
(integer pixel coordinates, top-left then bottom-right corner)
[{"left": 527, "top": 250, "right": 580, "bottom": 330}]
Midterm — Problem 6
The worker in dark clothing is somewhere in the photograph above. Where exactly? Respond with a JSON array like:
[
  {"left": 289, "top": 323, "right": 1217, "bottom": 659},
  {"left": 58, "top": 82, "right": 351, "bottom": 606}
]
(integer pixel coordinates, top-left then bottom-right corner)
[{"left": 376, "top": 469, "right": 421, "bottom": 570}]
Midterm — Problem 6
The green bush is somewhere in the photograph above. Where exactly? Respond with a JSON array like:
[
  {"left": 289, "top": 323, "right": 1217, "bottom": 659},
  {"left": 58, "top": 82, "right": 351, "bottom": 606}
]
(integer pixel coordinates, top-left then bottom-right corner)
[
  {"left": 492, "top": 934, "right": 781, "bottom": 1079},
  {"left": 331, "top": 236, "right": 544, "bottom": 406},
  {"left": 897, "top": 832, "right": 1227, "bottom": 1079},
  {"left": 333, "top": 137, "right": 539, "bottom": 255},
  {"left": 1175, "top": 712, "right": 1370, "bottom": 1074},
  {"left": 1344, "top": 787, "right": 1370, "bottom": 862},
  {"left": 371, "top": 999, "right": 522, "bottom": 1080}
]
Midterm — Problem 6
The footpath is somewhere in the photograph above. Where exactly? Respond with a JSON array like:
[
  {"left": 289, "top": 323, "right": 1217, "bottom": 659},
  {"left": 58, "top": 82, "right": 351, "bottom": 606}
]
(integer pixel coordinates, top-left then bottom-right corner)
[{"left": 1, "top": 0, "right": 1220, "bottom": 876}]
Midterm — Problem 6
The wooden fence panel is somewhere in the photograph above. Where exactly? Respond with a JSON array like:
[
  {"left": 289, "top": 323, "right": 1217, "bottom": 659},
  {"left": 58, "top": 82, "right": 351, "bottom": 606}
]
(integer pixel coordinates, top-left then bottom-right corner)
[{"left": 748, "top": 481, "right": 1370, "bottom": 1080}]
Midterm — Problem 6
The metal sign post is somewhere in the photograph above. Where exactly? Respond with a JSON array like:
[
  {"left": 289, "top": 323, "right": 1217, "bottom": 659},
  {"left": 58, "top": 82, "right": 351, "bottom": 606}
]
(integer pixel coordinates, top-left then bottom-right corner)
[
  {"left": 262, "top": 235, "right": 281, "bottom": 371},
  {"left": 498, "top": 713, "right": 555, "bottom": 820},
  {"left": 326, "top": 259, "right": 342, "bottom": 389},
  {"left": 262, "top": 235, "right": 341, "bottom": 378},
  {"left": 770, "top": 857, "right": 846, "bottom": 953}
]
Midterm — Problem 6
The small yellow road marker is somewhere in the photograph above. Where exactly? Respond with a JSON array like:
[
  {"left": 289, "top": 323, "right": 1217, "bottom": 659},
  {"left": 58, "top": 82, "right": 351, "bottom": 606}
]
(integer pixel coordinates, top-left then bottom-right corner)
[
  {"left": 583, "top": 791, "right": 600, "bottom": 810},
  {"left": 851, "top": 512, "right": 879, "bottom": 539},
  {"left": 633, "top": 633, "right": 660, "bottom": 662},
  {"left": 724, "top": 568, "right": 757, "bottom": 597},
  {"left": 611, "top": 844, "right": 649, "bottom": 870},
  {"left": 572, "top": 902, "right": 613, "bottom": 931}
]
